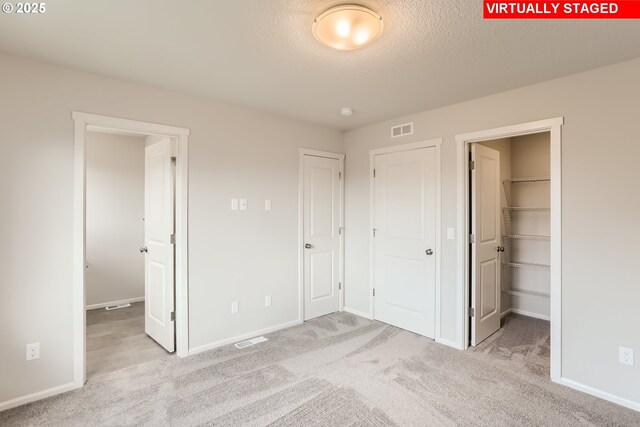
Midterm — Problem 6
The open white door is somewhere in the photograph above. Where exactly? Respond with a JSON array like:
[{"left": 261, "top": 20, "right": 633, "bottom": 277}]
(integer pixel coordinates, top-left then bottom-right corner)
[
  {"left": 303, "top": 154, "right": 341, "bottom": 321},
  {"left": 470, "top": 144, "right": 501, "bottom": 346},
  {"left": 373, "top": 147, "right": 437, "bottom": 338},
  {"left": 143, "top": 139, "right": 175, "bottom": 352}
]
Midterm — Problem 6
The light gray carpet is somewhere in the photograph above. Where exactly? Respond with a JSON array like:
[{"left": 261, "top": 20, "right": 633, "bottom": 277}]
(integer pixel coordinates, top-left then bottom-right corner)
[
  {"left": 2, "top": 313, "right": 639, "bottom": 426},
  {"left": 86, "top": 302, "right": 171, "bottom": 378}
]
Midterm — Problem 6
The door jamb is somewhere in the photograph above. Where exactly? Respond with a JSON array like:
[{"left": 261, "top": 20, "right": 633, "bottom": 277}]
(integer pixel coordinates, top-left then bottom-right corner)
[
  {"left": 298, "top": 148, "right": 346, "bottom": 322},
  {"left": 369, "top": 138, "right": 443, "bottom": 340},
  {"left": 455, "top": 117, "right": 563, "bottom": 382},
  {"left": 72, "top": 112, "right": 190, "bottom": 390}
]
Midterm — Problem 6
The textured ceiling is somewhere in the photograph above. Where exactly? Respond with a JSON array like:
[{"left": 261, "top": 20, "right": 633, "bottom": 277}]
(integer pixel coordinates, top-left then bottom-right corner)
[{"left": 1, "top": 1, "right": 640, "bottom": 130}]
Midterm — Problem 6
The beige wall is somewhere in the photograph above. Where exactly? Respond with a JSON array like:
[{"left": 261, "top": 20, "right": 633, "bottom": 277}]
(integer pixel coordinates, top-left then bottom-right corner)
[
  {"left": 85, "top": 132, "right": 146, "bottom": 307},
  {"left": 0, "top": 54, "right": 343, "bottom": 404},
  {"left": 344, "top": 58, "right": 640, "bottom": 405}
]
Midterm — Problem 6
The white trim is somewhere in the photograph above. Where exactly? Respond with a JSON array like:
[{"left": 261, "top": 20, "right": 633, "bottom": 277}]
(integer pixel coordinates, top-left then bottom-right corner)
[
  {"left": 500, "top": 308, "right": 513, "bottom": 318},
  {"left": 343, "top": 306, "right": 374, "bottom": 320},
  {"left": 298, "top": 149, "right": 346, "bottom": 323},
  {"left": 558, "top": 378, "right": 640, "bottom": 413},
  {"left": 369, "top": 138, "right": 443, "bottom": 340},
  {"left": 188, "top": 320, "right": 302, "bottom": 356},
  {"left": 0, "top": 382, "right": 76, "bottom": 412},
  {"left": 509, "top": 308, "right": 550, "bottom": 321},
  {"left": 86, "top": 297, "right": 145, "bottom": 311},
  {"left": 73, "top": 112, "right": 190, "bottom": 395},
  {"left": 455, "top": 117, "right": 563, "bottom": 382},
  {"left": 435, "top": 337, "right": 462, "bottom": 350}
]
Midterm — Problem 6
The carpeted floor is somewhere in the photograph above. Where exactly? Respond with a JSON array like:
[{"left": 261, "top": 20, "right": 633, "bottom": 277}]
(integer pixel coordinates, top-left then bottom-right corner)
[{"left": 2, "top": 313, "right": 638, "bottom": 426}]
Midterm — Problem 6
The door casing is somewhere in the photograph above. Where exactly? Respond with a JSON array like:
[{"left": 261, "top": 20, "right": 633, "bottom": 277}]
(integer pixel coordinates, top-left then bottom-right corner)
[
  {"left": 369, "top": 139, "right": 442, "bottom": 340},
  {"left": 455, "top": 117, "right": 563, "bottom": 382},
  {"left": 73, "top": 112, "right": 190, "bottom": 390},
  {"left": 298, "top": 148, "right": 345, "bottom": 322}
]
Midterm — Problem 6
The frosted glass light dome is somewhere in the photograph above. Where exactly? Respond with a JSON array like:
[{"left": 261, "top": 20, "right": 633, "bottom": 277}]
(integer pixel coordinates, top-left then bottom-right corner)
[{"left": 313, "top": 5, "right": 383, "bottom": 51}]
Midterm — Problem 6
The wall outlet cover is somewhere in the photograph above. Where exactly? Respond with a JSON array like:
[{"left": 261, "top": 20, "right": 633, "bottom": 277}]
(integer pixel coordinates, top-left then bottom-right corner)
[
  {"left": 619, "top": 346, "right": 634, "bottom": 366},
  {"left": 26, "top": 342, "right": 40, "bottom": 361},
  {"left": 231, "top": 301, "right": 239, "bottom": 314},
  {"left": 265, "top": 295, "right": 272, "bottom": 307}
]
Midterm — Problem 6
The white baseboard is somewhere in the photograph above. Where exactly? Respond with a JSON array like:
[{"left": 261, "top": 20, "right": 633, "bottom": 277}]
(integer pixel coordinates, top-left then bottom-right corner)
[
  {"left": 509, "top": 308, "right": 550, "bottom": 321},
  {"left": 342, "top": 306, "right": 373, "bottom": 320},
  {"left": 500, "top": 308, "right": 512, "bottom": 318},
  {"left": 188, "top": 319, "right": 302, "bottom": 356},
  {"left": 558, "top": 377, "right": 640, "bottom": 413},
  {"left": 436, "top": 337, "right": 463, "bottom": 350},
  {"left": 0, "top": 382, "right": 77, "bottom": 412},
  {"left": 86, "top": 297, "right": 144, "bottom": 310}
]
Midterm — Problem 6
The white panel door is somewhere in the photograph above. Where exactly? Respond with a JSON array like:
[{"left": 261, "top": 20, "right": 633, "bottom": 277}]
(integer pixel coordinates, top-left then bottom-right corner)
[
  {"left": 144, "top": 139, "right": 175, "bottom": 352},
  {"left": 373, "top": 147, "right": 436, "bottom": 338},
  {"left": 303, "top": 155, "right": 341, "bottom": 321},
  {"left": 470, "top": 144, "right": 501, "bottom": 346}
]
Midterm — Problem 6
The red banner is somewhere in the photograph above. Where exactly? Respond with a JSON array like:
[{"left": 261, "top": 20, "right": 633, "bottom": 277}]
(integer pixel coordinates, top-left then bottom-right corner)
[{"left": 484, "top": 1, "right": 640, "bottom": 18}]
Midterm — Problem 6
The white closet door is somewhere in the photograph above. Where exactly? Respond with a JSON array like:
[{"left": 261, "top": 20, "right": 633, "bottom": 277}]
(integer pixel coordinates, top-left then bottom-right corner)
[
  {"left": 373, "top": 147, "right": 437, "bottom": 338},
  {"left": 144, "top": 139, "right": 175, "bottom": 352},
  {"left": 470, "top": 144, "right": 501, "bottom": 346},
  {"left": 303, "top": 155, "right": 341, "bottom": 320}
]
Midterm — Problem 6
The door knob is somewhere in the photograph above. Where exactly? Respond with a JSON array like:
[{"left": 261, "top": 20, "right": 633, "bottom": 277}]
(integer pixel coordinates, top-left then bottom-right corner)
[
  {"left": 140, "top": 246, "right": 148, "bottom": 253},
  {"left": 497, "top": 246, "right": 505, "bottom": 253},
  {"left": 425, "top": 249, "right": 433, "bottom": 256},
  {"left": 305, "top": 243, "right": 312, "bottom": 249}
]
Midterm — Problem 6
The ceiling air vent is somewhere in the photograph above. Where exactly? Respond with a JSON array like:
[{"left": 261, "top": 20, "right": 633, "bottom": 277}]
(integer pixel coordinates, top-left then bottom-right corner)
[{"left": 391, "top": 122, "right": 414, "bottom": 138}]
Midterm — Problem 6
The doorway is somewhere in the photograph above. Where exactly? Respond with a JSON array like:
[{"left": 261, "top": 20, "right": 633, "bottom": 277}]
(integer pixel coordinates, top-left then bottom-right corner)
[
  {"left": 456, "top": 117, "right": 563, "bottom": 381},
  {"left": 73, "top": 112, "right": 190, "bottom": 388},
  {"left": 370, "top": 139, "right": 442, "bottom": 339},
  {"left": 299, "top": 149, "right": 345, "bottom": 321}
]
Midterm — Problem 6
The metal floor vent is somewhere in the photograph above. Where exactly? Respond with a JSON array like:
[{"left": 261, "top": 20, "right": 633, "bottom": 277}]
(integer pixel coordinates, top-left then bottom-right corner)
[
  {"left": 235, "top": 336, "right": 268, "bottom": 349},
  {"left": 105, "top": 303, "right": 131, "bottom": 311}
]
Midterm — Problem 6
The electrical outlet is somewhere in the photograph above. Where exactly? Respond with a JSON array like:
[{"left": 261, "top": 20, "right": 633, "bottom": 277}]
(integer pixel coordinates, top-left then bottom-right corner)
[
  {"left": 239, "top": 199, "right": 247, "bottom": 211},
  {"left": 231, "top": 199, "right": 238, "bottom": 210},
  {"left": 265, "top": 199, "right": 272, "bottom": 211},
  {"left": 265, "top": 295, "right": 272, "bottom": 307},
  {"left": 447, "top": 227, "right": 455, "bottom": 240},
  {"left": 26, "top": 342, "right": 40, "bottom": 361},
  {"left": 231, "top": 301, "right": 239, "bottom": 314},
  {"left": 619, "top": 346, "right": 634, "bottom": 366}
]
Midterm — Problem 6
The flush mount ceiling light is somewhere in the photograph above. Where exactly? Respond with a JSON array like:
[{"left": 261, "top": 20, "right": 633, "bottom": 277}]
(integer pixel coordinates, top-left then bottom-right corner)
[
  {"left": 340, "top": 107, "right": 355, "bottom": 116},
  {"left": 313, "top": 5, "right": 383, "bottom": 51}
]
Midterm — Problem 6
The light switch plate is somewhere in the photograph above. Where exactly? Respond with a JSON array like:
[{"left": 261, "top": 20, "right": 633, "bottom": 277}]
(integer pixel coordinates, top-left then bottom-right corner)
[
  {"left": 239, "top": 199, "right": 247, "bottom": 211},
  {"left": 265, "top": 199, "right": 272, "bottom": 211},
  {"left": 231, "top": 301, "right": 239, "bottom": 314},
  {"left": 231, "top": 199, "right": 238, "bottom": 210},
  {"left": 265, "top": 295, "right": 272, "bottom": 307},
  {"left": 447, "top": 228, "right": 455, "bottom": 240}
]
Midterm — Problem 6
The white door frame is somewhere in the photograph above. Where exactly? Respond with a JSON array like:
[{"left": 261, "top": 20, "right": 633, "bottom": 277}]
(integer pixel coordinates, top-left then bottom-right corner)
[
  {"left": 298, "top": 148, "right": 345, "bottom": 322},
  {"left": 72, "top": 112, "right": 190, "bottom": 389},
  {"left": 369, "top": 139, "right": 442, "bottom": 340},
  {"left": 455, "top": 117, "right": 563, "bottom": 382}
]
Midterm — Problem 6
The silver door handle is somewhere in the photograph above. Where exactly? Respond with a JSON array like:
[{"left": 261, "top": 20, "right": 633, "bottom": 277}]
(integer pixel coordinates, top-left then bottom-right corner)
[
  {"left": 305, "top": 243, "right": 312, "bottom": 249},
  {"left": 140, "top": 246, "right": 148, "bottom": 253},
  {"left": 425, "top": 249, "right": 433, "bottom": 256}
]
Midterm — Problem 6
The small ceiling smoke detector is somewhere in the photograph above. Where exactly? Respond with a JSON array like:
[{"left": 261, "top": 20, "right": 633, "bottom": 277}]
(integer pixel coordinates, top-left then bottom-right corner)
[
  {"left": 313, "top": 5, "right": 383, "bottom": 51},
  {"left": 340, "top": 107, "right": 355, "bottom": 116}
]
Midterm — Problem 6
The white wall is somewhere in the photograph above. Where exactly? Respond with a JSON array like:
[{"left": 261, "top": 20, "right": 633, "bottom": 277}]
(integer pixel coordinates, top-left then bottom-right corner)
[
  {"left": 85, "top": 131, "right": 145, "bottom": 308},
  {"left": 344, "top": 58, "right": 640, "bottom": 406},
  {"left": 0, "top": 53, "right": 342, "bottom": 405}
]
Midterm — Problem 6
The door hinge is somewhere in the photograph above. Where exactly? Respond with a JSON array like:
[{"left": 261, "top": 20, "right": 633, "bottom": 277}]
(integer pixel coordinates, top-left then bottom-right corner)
[
  {"left": 170, "top": 234, "right": 176, "bottom": 244},
  {"left": 469, "top": 234, "right": 476, "bottom": 244},
  {"left": 373, "top": 288, "right": 376, "bottom": 297},
  {"left": 339, "top": 282, "right": 342, "bottom": 290},
  {"left": 373, "top": 169, "right": 376, "bottom": 178},
  {"left": 171, "top": 156, "right": 177, "bottom": 166},
  {"left": 469, "top": 308, "right": 475, "bottom": 317},
  {"left": 339, "top": 172, "right": 342, "bottom": 180},
  {"left": 469, "top": 161, "right": 475, "bottom": 171},
  {"left": 373, "top": 228, "right": 377, "bottom": 237},
  {"left": 339, "top": 227, "right": 345, "bottom": 235},
  {"left": 171, "top": 311, "right": 176, "bottom": 321}
]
